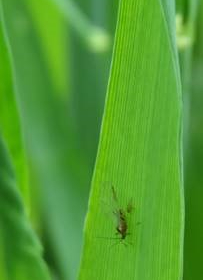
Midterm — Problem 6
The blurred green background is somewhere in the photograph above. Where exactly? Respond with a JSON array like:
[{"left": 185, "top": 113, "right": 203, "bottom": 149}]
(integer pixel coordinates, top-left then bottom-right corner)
[
  {"left": 1, "top": 0, "right": 118, "bottom": 279},
  {"left": 0, "top": 0, "right": 202, "bottom": 279}
]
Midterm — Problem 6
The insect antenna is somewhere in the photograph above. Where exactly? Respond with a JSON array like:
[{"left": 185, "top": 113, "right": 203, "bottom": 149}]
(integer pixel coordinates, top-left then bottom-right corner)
[
  {"left": 111, "top": 185, "right": 118, "bottom": 203},
  {"left": 96, "top": 237, "right": 132, "bottom": 248},
  {"left": 96, "top": 236, "right": 122, "bottom": 240},
  {"left": 110, "top": 239, "right": 133, "bottom": 248}
]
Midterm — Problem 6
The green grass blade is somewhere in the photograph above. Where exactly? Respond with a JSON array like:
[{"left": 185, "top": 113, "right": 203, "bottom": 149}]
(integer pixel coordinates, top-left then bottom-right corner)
[
  {"left": 0, "top": 135, "right": 50, "bottom": 280},
  {"left": 0, "top": 5, "right": 28, "bottom": 208},
  {"left": 176, "top": 0, "right": 199, "bottom": 156},
  {"left": 78, "top": 0, "right": 183, "bottom": 279},
  {"left": 24, "top": 0, "right": 67, "bottom": 97}
]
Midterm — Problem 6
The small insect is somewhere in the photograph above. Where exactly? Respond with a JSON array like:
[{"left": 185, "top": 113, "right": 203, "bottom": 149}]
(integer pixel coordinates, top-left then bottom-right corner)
[
  {"left": 111, "top": 186, "right": 133, "bottom": 242},
  {"left": 98, "top": 184, "right": 137, "bottom": 246}
]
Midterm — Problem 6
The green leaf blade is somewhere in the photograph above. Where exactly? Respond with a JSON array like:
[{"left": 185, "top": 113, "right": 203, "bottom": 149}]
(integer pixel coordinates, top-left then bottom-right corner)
[
  {"left": 0, "top": 6, "right": 29, "bottom": 208},
  {"left": 0, "top": 135, "right": 50, "bottom": 280},
  {"left": 78, "top": 0, "right": 184, "bottom": 279}
]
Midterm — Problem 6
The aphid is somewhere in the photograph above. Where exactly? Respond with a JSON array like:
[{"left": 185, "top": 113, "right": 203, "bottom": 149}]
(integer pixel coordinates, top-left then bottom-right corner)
[
  {"left": 97, "top": 184, "right": 136, "bottom": 246},
  {"left": 111, "top": 186, "right": 133, "bottom": 242}
]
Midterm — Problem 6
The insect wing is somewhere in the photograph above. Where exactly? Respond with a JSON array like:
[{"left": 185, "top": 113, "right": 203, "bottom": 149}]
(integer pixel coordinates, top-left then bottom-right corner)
[{"left": 100, "top": 181, "right": 119, "bottom": 225}]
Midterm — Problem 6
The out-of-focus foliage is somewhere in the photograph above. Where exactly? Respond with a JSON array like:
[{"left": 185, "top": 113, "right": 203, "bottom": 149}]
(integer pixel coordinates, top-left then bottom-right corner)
[
  {"left": 26, "top": 0, "right": 67, "bottom": 97},
  {"left": 0, "top": 136, "right": 51, "bottom": 280},
  {"left": 1, "top": 0, "right": 88, "bottom": 278},
  {"left": 0, "top": 0, "right": 117, "bottom": 278},
  {"left": 183, "top": 1, "right": 203, "bottom": 279},
  {"left": 0, "top": 8, "right": 50, "bottom": 279},
  {"left": 0, "top": 0, "right": 202, "bottom": 279},
  {"left": 0, "top": 9, "right": 28, "bottom": 207}
]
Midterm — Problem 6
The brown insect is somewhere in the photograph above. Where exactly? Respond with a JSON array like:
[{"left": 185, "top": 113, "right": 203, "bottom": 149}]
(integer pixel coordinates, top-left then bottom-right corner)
[
  {"left": 97, "top": 183, "right": 139, "bottom": 246},
  {"left": 111, "top": 186, "right": 133, "bottom": 241}
]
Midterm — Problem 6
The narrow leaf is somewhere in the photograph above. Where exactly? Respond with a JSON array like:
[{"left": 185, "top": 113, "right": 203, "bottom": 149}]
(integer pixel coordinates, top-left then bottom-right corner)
[
  {"left": 24, "top": 0, "right": 67, "bottom": 97},
  {"left": 0, "top": 4, "right": 28, "bottom": 208},
  {"left": 78, "top": 0, "right": 183, "bottom": 280},
  {"left": 0, "top": 135, "right": 50, "bottom": 280}
]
